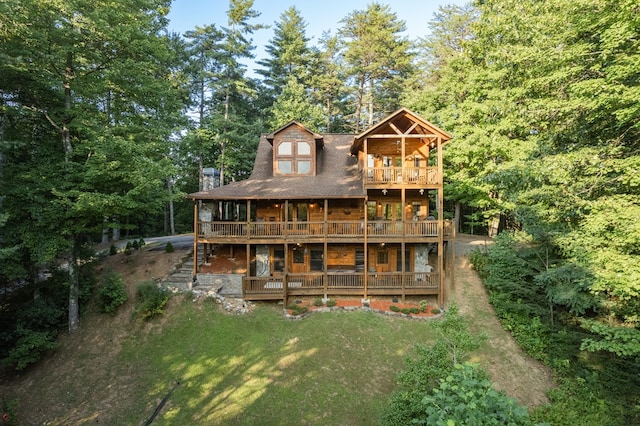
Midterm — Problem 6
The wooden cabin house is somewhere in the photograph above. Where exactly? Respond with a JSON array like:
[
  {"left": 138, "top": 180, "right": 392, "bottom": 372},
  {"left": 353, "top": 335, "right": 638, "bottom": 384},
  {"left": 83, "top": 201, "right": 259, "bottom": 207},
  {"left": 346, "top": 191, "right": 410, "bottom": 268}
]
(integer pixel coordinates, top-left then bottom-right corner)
[{"left": 189, "top": 108, "right": 454, "bottom": 305}]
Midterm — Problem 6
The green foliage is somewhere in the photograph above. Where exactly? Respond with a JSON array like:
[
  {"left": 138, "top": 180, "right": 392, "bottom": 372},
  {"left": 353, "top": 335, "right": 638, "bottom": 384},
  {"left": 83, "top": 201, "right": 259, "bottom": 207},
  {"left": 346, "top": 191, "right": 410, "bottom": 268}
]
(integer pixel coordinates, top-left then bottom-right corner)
[
  {"left": 434, "top": 304, "right": 483, "bottom": 366},
  {"left": 415, "top": 363, "right": 533, "bottom": 426},
  {"left": 419, "top": 300, "right": 428, "bottom": 312},
  {"left": 325, "top": 299, "right": 337, "bottom": 307},
  {"left": 389, "top": 305, "right": 400, "bottom": 312},
  {"left": 313, "top": 297, "right": 324, "bottom": 307},
  {"left": 4, "top": 329, "right": 58, "bottom": 371},
  {"left": 477, "top": 232, "right": 640, "bottom": 423},
  {"left": 165, "top": 242, "right": 174, "bottom": 253},
  {"left": 109, "top": 244, "right": 118, "bottom": 256},
  {"left": 98, "top": 272, "right": 128, "bottom": 314},
  {"left": 286, "top": 303, "right": 308, "bottom": 316},
  {"left": 131, "top": 240, "right": 139, "bottom": 250},
  {"left": 135, "top": 282, "right": 171, "bottom": 321},
  {"left": 579, "top": 319, "right": 640, "bottom": 357},
  {"left": 409, "top": 307, "right": 419, "bottom": 314},
  {"left": 381, "top": 304, "right": 484, "bottom": 425},
  {"left": 400, "top": 308, "right": 411, "bottom": 315}
]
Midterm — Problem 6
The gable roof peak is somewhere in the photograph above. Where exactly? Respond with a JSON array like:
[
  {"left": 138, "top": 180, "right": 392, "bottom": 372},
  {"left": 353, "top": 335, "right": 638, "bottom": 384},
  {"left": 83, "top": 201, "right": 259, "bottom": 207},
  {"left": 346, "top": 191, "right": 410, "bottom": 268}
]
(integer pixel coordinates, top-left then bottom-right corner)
[{"left": 265, "top": 120, "right": 324, "bottom": 144}]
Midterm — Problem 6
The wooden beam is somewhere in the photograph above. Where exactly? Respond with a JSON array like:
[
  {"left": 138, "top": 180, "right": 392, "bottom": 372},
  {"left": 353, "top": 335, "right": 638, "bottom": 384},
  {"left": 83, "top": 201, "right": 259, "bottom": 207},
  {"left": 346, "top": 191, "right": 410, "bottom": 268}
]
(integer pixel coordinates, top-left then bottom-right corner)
[
  {"left": 388, "top": 122, "right": 403, "bottom": 135},
  {"left": 193, "top": 201, "right": 198, "bottom": 277}
]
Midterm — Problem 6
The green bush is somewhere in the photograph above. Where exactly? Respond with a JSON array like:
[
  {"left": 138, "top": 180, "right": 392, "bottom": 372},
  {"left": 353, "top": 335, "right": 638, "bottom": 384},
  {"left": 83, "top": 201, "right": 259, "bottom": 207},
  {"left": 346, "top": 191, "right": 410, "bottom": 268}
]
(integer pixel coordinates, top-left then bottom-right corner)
[
  {"left": 4, "top": 329, "right": 58, "bottom": 370},
  {"left": 430, "top": 308, "right": 441, "bottom": 314},
  {"left": 165, "top": 242, "right": 174, "bottom": 253},
  {"left": 98, "top": 271, "right": 128, "bottom": 313},
  {"left": 418, "top": 364, "right": 532, "bottom": 425},
  {"left": 135, "top": 282, "right": 171, "bottom": 320},
  {"left": 109, "top": 244, "right": 117, "bottom": 256},
  {"left": 132, "top": 239, "right": 139, "bottom": 250},
  {"left": 286, "top": 303, "right": 308, "bottom": 316},
  {"left": 313, "top": 298, "right": 324, "bottom": 307},
  {"left": 138, "top": 238, "right": 145, "bottom": 247},
  {"left": 419, "top": 300, "right": 428, "bottom": 312},
  {"left": 401, "top": 308, "right": 411, "bottom": 315},
  {"left": 389, "top": 305, "right": 400, "bottom": 312},
  {"left": 325, "top": 299, "right": 337, "bottom": 307},
  {"left": 409, "top": 307, "right": 420, "bottom": 314}
]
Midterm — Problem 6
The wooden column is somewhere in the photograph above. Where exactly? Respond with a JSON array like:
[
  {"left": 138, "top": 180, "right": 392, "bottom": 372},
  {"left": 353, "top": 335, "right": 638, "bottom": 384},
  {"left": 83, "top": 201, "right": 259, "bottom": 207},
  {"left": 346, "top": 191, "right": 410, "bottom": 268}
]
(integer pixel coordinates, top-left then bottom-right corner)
[
  {"left": 193, "top": 201, "right": 199, "bottom": 277},
  {"left": 437, "top": 137, "right": 444, "bottom": 307}
]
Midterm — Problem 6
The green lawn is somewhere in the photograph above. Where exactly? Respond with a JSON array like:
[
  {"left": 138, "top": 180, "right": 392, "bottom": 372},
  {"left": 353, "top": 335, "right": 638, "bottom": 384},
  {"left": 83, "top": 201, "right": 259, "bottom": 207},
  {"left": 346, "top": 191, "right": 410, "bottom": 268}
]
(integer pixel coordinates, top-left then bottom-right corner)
[{"left": 116, "top": 298, "right": 437, "bottom": 425}]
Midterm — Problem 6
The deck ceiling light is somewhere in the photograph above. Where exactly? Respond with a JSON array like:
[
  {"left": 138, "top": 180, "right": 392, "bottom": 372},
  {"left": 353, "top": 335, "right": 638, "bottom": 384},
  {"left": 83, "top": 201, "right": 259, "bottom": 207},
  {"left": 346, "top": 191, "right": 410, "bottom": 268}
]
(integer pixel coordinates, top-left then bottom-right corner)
[
  {"left": 382, "top": 189, "right": 388, "bottom": 195},
  {"left": 419, "top": 189, "right": 424, "bottom": 195}
]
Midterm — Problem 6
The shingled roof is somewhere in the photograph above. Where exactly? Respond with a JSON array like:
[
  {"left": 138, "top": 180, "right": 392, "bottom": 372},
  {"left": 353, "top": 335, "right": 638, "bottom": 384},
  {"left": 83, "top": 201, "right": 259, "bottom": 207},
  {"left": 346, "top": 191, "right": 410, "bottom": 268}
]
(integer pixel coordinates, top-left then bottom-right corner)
[{"left": 189, "top": 133, "right": 365, "bottom": 200}]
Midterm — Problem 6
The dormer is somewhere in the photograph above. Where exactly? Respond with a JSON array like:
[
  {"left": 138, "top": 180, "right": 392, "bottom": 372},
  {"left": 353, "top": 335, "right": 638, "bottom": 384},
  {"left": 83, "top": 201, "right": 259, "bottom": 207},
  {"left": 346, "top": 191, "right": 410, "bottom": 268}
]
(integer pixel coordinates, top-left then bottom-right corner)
[{"left": 266, "top": 121, "right": 324, "bottom": 177}]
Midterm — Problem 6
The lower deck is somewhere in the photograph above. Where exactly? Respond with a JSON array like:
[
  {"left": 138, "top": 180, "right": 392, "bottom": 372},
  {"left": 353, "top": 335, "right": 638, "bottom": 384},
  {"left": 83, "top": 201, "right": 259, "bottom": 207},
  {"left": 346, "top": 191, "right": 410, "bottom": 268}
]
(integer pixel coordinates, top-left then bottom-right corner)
[{"left": 197, "top": 240, "right": 454, "bottom": 305}]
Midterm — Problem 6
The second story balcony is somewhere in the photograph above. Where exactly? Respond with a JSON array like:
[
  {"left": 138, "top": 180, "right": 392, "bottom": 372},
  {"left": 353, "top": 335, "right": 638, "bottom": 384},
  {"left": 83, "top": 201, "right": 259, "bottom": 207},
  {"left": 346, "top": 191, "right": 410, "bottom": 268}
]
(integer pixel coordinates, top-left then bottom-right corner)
[
  {"left": 365, "top": 166, "right": 438, "bottom": 186},
  {"left": 196, "top": 219, "right": 453, "bottom": 242}
]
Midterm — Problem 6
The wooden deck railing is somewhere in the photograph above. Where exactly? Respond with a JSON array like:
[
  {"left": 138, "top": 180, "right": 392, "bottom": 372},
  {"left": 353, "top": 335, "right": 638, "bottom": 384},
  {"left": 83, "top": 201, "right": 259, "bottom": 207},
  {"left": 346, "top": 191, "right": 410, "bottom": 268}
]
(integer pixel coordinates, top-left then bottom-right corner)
[
  {"left": 197, "top": 220, "right": 453, "bottom": 240},
  {"left": 365, "top": 166, "right": 438, "bottom": 185},
  {"left": 242, "top": 271, "right": 440, "bottom": 299}
]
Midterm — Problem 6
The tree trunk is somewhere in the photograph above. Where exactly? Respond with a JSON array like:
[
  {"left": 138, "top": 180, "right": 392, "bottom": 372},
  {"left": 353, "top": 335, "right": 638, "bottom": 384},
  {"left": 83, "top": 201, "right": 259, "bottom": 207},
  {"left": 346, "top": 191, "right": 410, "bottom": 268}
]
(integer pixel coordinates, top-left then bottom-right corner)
[
  {"left": 168, "top": 182, "right": 176, "bottom": 235},
  {"left": 220, "top": 90, "right": 230, "bottom": 187},
  {"left": 63, "top": 51, "right": 74, "bottom": 162},
  {"left": 354, "top": 75, "right": 366, "bottom": 133},
  {"left": 68, "top": 240, "right": 80, "bottom": 333}
]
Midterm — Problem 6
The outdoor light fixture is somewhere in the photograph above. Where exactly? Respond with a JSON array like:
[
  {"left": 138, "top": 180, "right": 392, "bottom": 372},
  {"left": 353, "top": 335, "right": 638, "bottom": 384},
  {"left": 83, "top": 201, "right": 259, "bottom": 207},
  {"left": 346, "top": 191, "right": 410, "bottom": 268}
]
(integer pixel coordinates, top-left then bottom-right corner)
[
  {"left": 382, "top": 189, "right": 388, "bottom": 195},
  {"left": 419, "top": 189, "right": 424, "bottom": 195}
]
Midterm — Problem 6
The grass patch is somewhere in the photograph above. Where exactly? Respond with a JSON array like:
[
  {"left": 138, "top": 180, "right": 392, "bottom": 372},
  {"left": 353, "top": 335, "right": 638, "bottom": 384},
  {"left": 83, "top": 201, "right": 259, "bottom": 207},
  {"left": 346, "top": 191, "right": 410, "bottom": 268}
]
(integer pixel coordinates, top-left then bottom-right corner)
[{"left": 116, "top": 300, "right": 437, "bottom": 425}]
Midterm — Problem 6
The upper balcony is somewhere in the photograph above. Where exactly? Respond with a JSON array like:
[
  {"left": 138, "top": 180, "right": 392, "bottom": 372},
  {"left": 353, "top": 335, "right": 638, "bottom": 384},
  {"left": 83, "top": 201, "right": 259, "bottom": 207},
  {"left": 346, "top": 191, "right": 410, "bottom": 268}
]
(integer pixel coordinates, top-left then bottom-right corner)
[
  {"left": 365, "top": 166, "right": 438, "bottom": 186},
  {"left": 196, "top": 219, "right": 454, "bottom": 243}
]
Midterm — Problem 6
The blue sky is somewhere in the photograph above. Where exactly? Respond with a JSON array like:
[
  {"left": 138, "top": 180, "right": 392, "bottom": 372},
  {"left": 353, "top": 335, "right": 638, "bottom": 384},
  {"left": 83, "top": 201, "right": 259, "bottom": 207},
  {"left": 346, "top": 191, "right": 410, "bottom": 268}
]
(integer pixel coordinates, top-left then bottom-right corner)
[{"left": 167, "top": 0, "right": 466, "bottom": 75}]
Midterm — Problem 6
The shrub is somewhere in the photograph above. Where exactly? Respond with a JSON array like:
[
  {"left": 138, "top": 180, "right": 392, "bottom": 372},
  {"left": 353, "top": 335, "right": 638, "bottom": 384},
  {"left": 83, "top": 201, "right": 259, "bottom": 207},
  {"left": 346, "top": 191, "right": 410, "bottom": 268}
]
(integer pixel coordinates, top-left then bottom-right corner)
[
  {"left": 401, "top": 308, "right": 411, "bottom": 315},
  {"left": 132, "top": 239, "right": 139, "bottom": 250},
  {"left": 286, "top": 304, "right": 308, "bottom": 316},
  {"left": 109, "top": 244, "right": 117, "bottom": 256},
  {"left": 431, "top": 308, "right": 441, "bottom": 314},
  {"left": 313, "top": 298, "right": 324, "bottom": 307},
  {"left": 165, "top": 242, "right": 174, "bottom": 253},
  {"left": 98, "top": 271, "right": 128, "bottom": 313},
  {"left": 409, "top": 307, "right": 420, "bottom": 314},
  {"left": 4, "top": 329, "right": 58, "bottom": 371},
  {"left": 419, "top": 300, "right": 428, "bottom": 312},
  {"left": 135, "top": 282, "right": 171, "bottom": 320},
  {"left": 325, "top": 299, "right": 337, "bottom": 307},
  {"left": 417, "top": 364, "right": 532, "bottom": 425},
  {"left": 390, "top": 305, "right": 400, "bottom": 312},
  {"left": 138, "top": 238, "right": 145, "bottom": 247}
]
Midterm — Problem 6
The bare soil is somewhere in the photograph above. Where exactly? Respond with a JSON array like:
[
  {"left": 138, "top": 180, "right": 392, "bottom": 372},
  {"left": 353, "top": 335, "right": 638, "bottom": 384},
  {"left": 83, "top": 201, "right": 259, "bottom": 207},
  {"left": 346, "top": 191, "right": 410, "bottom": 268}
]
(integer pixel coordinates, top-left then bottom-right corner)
[{"left": 0, "top": 235, "right": 554, "bottom": 424}]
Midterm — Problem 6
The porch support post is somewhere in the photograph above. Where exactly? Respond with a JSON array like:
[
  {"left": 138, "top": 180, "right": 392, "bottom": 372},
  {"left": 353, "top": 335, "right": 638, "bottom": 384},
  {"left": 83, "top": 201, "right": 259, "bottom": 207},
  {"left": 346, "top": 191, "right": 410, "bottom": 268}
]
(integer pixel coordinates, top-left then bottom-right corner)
[
  {"left": 193, "top": 201, "right": 198, "bottom": 276},
  {"left": 363, "top": 196, "right": 368, "bottom": 299},
  {"left": 323, "top": 239, "right": 328, "bottom": 299},
  {"left": 283, "top": 242, "right": 289, "bottom": 304},
  {"left": 401, "top": 241, "right": 406, "bottom": 303},
  {"left": 437, "top": 137, "right": 445, "bottom": 307},
  {"left": 247, "top": 199, "right": 251, "bottom": 238}
]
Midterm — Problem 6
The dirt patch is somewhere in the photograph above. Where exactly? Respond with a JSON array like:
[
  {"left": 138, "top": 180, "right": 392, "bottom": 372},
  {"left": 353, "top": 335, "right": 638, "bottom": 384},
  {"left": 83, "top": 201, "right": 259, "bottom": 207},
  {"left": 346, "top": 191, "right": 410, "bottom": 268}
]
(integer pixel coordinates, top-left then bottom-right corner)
[{"left": 451, "top": 234, "right": 554, "bottom": 407}]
